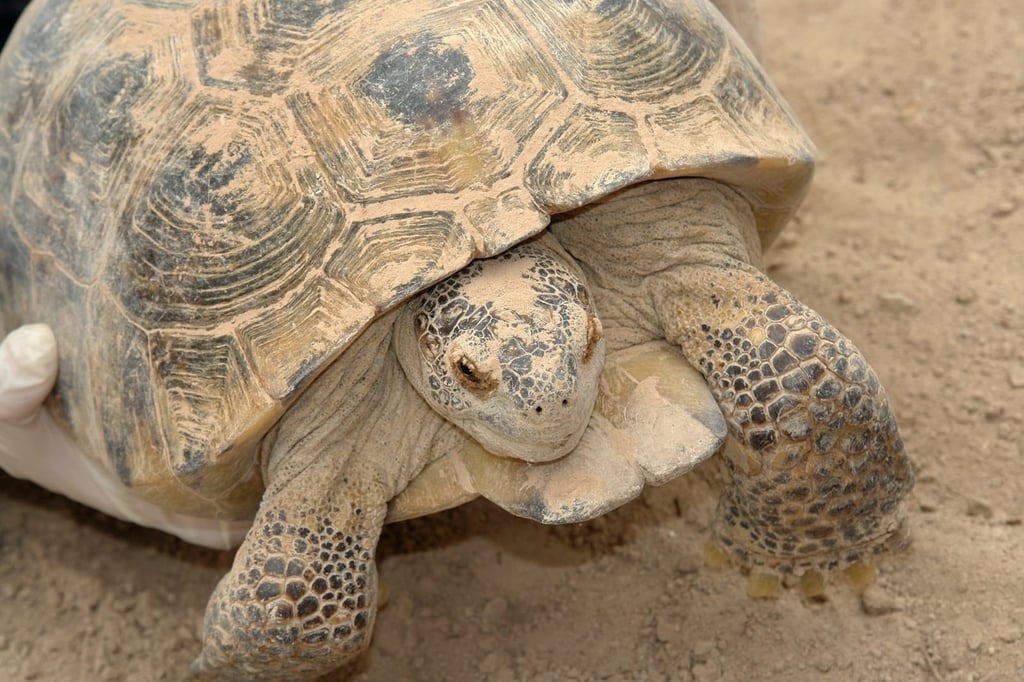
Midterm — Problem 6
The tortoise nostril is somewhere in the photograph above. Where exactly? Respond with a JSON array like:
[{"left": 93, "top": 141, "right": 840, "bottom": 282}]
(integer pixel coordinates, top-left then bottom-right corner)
[
  {"left": 535, "top": 406, "right": 543, "bottom": 415},
  {"left": 561, "top": 398, "right": 569, "bottom": 407}
]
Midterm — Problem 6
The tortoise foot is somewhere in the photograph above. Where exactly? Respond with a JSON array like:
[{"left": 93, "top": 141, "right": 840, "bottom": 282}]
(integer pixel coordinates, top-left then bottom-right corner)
[
  {"left": 707, "top": 537, "right": 893, "bottom": 601},
  {"left": 704, "top": 462, "right": 912, "bottom": 600},
  {"left": 655, "top": 262, "right": 915, "bottom": 598}
]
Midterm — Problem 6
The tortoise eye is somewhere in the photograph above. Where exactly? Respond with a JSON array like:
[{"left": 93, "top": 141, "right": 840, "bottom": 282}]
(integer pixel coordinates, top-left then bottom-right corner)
[
  {"left": 456, "top": 358, "right": 475, "bottom": 379},
  {"left": 450, "top": 354, "right": 498, "bottom": 394}
]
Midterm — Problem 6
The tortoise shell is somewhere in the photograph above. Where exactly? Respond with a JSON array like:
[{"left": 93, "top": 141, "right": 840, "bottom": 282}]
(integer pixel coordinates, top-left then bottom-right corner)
[{"left": 0, "top": 0, "right": 813, "bottom": 517}]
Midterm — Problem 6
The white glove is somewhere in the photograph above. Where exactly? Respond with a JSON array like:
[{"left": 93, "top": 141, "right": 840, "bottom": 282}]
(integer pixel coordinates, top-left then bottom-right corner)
[{"left": 0, "top": 323, "right": 249, "bottom": 549}]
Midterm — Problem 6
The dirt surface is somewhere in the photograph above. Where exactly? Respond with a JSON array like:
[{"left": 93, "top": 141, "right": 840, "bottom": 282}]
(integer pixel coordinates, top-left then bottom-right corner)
[{"left": 2, "top": 1, "right": 1022, "bottom": 680}]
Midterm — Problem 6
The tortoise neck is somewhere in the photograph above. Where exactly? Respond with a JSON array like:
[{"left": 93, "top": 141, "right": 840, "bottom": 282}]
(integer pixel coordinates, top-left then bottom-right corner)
[
  {"left": 259, "top": 318, "right": 445, "bottom": 502},
  {"left": 551, "top": 177, "right": 763, "bottom": 352}
]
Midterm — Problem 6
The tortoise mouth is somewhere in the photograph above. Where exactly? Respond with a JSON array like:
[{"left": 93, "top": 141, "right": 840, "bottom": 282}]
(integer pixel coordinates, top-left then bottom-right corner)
[{"left": 467, "top": 414, "right": 590, "bottom": 464}]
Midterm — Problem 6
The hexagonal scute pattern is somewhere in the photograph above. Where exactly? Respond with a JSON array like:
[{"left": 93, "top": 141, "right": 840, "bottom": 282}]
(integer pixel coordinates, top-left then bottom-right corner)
[
  {"left": 289, "top": 1, "right": 566, "bottom": 205},
  {"left": 0, "top": 0, "right": 812, "bottom": 516},
  {"left": 518, "top": 0, "right": 724, "bottom": 103}
]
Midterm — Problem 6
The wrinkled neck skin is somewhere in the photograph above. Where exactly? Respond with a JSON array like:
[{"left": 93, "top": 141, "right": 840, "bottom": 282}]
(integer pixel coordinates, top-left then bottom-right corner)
[
  {"left": 259, "top": 314, "right": 462, "bottom": 502},
  {"left": 551, "top": 178, "right": 763, "bottom": 351},
  {"left": 194, "top": 318, "right": 469, "bottom": 679}
]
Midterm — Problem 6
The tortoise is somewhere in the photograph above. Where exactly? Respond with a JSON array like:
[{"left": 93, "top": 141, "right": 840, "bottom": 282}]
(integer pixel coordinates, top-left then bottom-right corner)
[{"left": 0, "top": 0, "right": 915, "bottom": 678}]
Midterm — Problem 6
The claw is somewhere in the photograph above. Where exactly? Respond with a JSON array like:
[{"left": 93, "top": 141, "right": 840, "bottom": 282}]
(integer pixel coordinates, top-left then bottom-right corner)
[
  {"left": 844, "top": 559, "right": 877, "bottom": 590},
  {"left": 703, "top": 541, "right": 731, "bottom": 569},
  {"left": 798, "top": 570, "right": 827, "bottom": 600},
  {"left": 746, "top": 571, "right": 782, "bottom": 598}
]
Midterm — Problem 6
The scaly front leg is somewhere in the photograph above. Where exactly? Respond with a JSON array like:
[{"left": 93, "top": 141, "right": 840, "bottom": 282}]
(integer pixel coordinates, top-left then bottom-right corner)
[
  {"left": 554, "top": 178, "right": 914, "bottom": 595},
  {"left": 650, "top": 261, "right": 914, "bottom": 594},
  {"left": 194, "top": 459, "right": 387, "bottom": 679},
  {"left": 193, "top": 321, "right": 446, "bottom": 679}
]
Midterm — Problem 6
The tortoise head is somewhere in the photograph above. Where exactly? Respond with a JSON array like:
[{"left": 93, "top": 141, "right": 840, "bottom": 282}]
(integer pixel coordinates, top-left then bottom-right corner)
[{"left": 394, "top": 236, "right": 604, "bottom": 463}]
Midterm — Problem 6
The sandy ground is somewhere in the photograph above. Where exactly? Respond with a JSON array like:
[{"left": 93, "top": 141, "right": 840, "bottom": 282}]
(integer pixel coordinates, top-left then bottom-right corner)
[{"left": 1, "top": 1, "right": 1022, "bottom": 680}]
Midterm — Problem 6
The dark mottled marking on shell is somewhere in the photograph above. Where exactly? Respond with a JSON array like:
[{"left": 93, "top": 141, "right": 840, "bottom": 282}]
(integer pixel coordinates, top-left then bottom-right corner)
[
  {"left": 712, "top": 43, "right": 780, "bottom": 139},
  {"left": 12, "top": 52, "right": 151, "bottom": 282},
  {"left": 190, "top": 1, "right": 329, "bottom": 94},
  {"left": 62, "top": 53, "right": 150, "bottom": 161},
  {"left": 361, "top": 35, "right": 474, "bottom": 127},
  {"left": 101, "top": 326, "right": 159, "bottom": 483},
  {"left": 0, "top": 0, "right": 75, "bottom": 175},
  {"left": 266, "top": 0, "right": 352, "bottom": 28},
  {"left": 115, "top": 111, "right": 343, "bottom": 327}
]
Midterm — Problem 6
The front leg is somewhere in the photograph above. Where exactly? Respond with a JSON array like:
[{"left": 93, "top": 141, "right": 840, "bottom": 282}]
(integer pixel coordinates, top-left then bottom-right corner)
[
  {"left": 193, "top": 460, "right": 387, "bottom": 679},
  {"left": 554, "top": 178, "right": 914, "bottom": 593},
  {"left": 650, "top": 261, "right": 914, "bottom": 591},
  {"left": 193, "top": 321, "right": 446, "bottom": 679}
]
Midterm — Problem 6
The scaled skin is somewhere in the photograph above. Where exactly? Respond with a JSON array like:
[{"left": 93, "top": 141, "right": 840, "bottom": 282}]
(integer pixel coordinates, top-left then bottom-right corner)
[
  {"left": 394, "top": 235, "right": 605, "bottom": 463},
  {"left": 197, "top": 178, "right": 915, "bottom": 679},
  {"left": 194, "top": 237, "right": 604, "bottom": 679},
  {"left": 553, "top": 178, "right": 915, "bottom": 581}
]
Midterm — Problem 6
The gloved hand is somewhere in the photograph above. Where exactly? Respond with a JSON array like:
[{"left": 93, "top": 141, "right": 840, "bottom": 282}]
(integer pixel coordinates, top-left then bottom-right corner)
[{"left": 0, "top": 323, "right": 249, "bottom": 549}]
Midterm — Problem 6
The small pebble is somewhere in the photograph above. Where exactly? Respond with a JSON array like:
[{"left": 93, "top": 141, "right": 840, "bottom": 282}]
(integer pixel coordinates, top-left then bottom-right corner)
[
  {"left": 446, "top": 619, "right": 464, "bottom": 639},
  {"left": 655, "top": 615, "right": 677, "bottom": 644},
  {"left": 775, "top": 232, "right": 799, "bottom": 249},
  {"left": 692, "top": 661, "right": 721, "bottom": 682},
  {"left": 916, "top": 492, "right": 939, "bottom": 513},
  {"left": 1008, "top": 368, "right": 1024, "bottom": 389},
  {"left": 953, "top": 287, "right": 977, "bottom": 305},
  {"left": 966, "top": 499, "right": 994, "bottom": 519},
  {"left": 860, "top": 584, "right": 903, "bottom": 616},
  {"left": 482, "top": 597, "right": 508, "bottom": 622},
  {"left": 479, "top": 651, "right": 510, "bottom": 676},
  {"left": 399, "top": 625, "right": 420, "bottom": 651},
  {"left": 877, "top": 292, "right": 918, "bottom": 315},
  {"left": 476, "top": 635, "right": 498, "bottom": 654},
  {"left": 691, "top": 639, "right": 716, "bottom": 660},
  {"left": 491, "top": 669, "right": 517, "bottom": 682},
  {"left": 111, "top": 597, "right": 135, "bottom": 614},
  {"left": 676, "top": 553, "right": 703, "bottom": 575},
  {"left": 984, "top": 406, "right": 1005, "bottom": 422},
  {"left": 991, "top": 200, "right": 1018, "bottom": 218}
]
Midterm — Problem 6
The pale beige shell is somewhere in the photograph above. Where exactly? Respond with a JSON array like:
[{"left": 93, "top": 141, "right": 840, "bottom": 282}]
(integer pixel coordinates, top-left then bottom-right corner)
[{"left": 0, "top": 0, "right": 812, "bottom": 513}]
